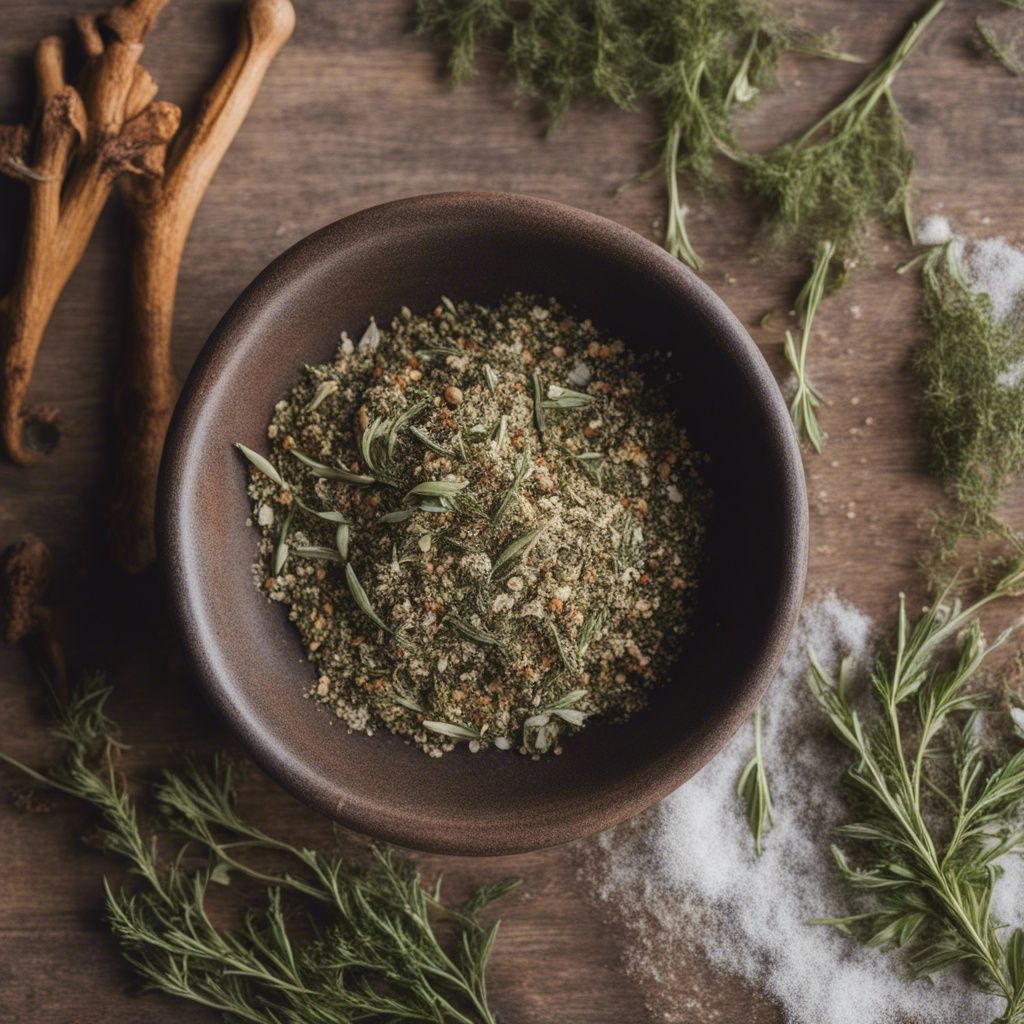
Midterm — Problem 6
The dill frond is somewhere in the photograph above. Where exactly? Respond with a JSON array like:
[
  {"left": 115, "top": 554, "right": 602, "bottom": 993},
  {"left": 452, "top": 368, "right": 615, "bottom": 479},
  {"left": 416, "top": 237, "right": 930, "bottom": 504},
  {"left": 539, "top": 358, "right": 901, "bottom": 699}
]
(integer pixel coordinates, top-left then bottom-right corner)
[
  {"left": 809, "top": 563, "right": 1024, "bottom": 1020},
  {"left": 0, "top": 678, "right": 517, "bottom": 1024},
  {"left": 911, "top": 240, "right": 1024, "bottom": 578},
  {"left": 746, "top": 0, "right": 944, "bottom": 261},
  {"left": 417, "top": 0, "right": 815, "bottom": 270}
]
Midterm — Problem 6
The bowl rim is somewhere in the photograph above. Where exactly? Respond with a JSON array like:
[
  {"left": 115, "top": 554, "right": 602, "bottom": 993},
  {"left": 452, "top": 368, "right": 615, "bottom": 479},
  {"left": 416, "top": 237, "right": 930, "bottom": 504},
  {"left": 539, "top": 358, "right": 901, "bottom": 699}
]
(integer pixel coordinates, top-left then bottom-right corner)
[{"left": 158, "top": 190, "right": 808, "bottom": 855}]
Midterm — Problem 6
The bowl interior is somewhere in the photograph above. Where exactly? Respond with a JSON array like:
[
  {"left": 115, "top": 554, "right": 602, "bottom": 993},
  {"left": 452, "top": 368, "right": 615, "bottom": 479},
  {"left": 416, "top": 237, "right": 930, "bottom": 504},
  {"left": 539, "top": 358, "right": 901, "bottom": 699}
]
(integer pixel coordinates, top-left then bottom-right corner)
[{"left": 160, "top": 192, "right": 806, "bottom": 855}]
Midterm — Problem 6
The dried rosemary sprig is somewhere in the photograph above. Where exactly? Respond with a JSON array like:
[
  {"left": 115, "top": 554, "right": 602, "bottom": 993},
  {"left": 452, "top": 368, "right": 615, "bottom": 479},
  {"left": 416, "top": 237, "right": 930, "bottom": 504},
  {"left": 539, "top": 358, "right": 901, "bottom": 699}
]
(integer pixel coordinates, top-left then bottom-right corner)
[
  {"left": 809, "top": 562, "right": 1024, "bottom": 1021},
  {"left": 911, "top": 240, "right": 1024, "bottom": 578},
  {"left": 416, "top": 0, "right": 819, "bottom": 270},
  {"left": 736, "top": 704, "right": 773, "bottom": 856},
  {"left": 747, "top": 0, "right": 944, "bottom": 261},
  {"left": 784, "top": 240, "right": 836, "bottom": 451},
  {"left": 0, "top": 676, "right": 517, "bottom": 1024}
]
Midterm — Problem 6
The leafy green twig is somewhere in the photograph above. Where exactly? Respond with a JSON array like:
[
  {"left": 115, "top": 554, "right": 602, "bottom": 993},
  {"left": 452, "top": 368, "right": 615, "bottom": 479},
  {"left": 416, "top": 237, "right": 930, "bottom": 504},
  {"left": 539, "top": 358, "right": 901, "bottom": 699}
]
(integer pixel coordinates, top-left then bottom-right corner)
[
  {"left": 747, "top": 0, "right": 944, "bottom": 259},
  {"left": 417, "top": 0, "right": 820, "bottom": 271},
  {"left": 784, "top": 240, "right": 836, "bottom": 451},
  {"left": 808, "top": 562, "right": 1024, "bottom": 1022},
  {"left": 737, "top": 704, "right": 773, "bottom": 856},
  {"left": 0, "top": 677, "right": 517, "bottom": 1024}
]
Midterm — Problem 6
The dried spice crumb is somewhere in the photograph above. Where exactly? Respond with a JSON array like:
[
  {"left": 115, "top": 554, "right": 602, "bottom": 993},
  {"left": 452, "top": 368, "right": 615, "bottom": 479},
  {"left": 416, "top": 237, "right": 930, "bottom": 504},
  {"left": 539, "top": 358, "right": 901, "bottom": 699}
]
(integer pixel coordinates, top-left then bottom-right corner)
[{"left": 240, "top": 294, "right": 710, "bottom": 756}]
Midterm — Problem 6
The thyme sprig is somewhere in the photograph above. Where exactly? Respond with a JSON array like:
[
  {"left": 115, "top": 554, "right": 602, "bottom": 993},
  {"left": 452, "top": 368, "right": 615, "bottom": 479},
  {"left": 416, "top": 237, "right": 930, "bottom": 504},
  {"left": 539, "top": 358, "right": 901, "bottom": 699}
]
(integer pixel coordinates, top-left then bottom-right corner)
[
  {"left": 748, "top": 0, "right": 944, "bottom": 260},
  {"left": 0, "top": 677, "right": 517, "bottom": 1024},
  {"left": 737, "top": 704, "right": 773, "bottom": 856},
  {"left": 784, "top": 240, "right": 836, "bottom": 451},
  {"left": 809, "top": 562, "right": 1024, "bottom": 1020}
]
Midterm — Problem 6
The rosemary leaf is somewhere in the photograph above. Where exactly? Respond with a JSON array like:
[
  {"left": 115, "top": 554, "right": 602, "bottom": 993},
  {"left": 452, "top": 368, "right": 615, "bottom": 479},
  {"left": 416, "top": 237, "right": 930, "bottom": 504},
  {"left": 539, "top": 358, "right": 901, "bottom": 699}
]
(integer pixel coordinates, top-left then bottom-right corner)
[
  {"left": 484, "top": 363, "right": 500, "bottom": 392},
  {"left": 422, "top": 720, "right": 484, "bottom": 741},
  {"left": 736, "top": 704, "right": 773, "bottom": 856},
  {"left": 272, "top": 506, "right": 293, "bottom": 576},
  {"left": 292, "top": 545, "right": 344, "bottom": 564},
  {"left": 235, "top": 443, "right": 288, "bottom": 490},
  {"left": 490, "top": 525, "right": 545, "bottom": 579},
  {"left": 345, "top": 563, "right": 391, "bottom": 634},
  {"left": 408, "top": 424, "right": 458, "bottom": 458},
  {"left": 405, "top": 479, "right": 469, "bottom": 499},
  {"left": 543, "top": 384, "right": 595, "bottom": 409},
  {"left": 289, "top": 448, "right": 375, "bottom": 484}
]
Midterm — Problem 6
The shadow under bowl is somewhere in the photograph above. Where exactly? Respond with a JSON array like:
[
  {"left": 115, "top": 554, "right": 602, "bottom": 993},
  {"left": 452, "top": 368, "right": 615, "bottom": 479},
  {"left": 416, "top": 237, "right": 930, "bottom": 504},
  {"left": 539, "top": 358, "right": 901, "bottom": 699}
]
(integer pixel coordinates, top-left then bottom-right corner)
[{"left": 158, "top": 191, "right": 808, "bottom": 857}]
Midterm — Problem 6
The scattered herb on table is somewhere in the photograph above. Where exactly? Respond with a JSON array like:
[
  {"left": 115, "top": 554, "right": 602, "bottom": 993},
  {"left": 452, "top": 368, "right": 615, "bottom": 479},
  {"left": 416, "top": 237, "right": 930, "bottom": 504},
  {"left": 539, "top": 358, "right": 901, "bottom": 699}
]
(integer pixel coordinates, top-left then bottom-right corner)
[
  {"left": 416, "top": 0, "right": 832, "bottom": 271},
  {"left": 0, "top": 676, "right": 517, "bottom": 1024},
  {"left": 911, "top": 239, "right": 1024, "bottom": 580},
  {"left": 239, "top": 295, "right": 710, "bottom": 757},
  {"left": 737, "top": 704, "right": 773, "bottom": 856},
  {"left": 747, "top": 0, "right": 944, "bottom": 264},
  {"left": 809, "top": 561, "right": 1024, "bottom": 1023},
  {"left": 784, "top": 239, "right": 836, "bottom": 451}
]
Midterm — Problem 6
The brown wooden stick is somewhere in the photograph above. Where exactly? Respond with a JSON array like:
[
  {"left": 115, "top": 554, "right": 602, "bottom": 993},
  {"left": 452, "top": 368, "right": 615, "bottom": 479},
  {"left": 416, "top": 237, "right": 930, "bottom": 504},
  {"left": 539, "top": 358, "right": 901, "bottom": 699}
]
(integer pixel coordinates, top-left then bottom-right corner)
[
  {"left": 0, "top": 0, "right": 179, "bottom": 466},
  {"left": 109, "top": 0, "right": 295, "bottom": 572}
]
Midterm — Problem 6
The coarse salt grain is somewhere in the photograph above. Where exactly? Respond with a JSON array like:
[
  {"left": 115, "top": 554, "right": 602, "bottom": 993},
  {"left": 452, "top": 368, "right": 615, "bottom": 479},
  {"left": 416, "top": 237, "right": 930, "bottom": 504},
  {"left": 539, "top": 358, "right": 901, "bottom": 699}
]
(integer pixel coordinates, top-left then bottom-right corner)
[{"left": 586, "top": 594, "right": 1020, "bottom": 1024}]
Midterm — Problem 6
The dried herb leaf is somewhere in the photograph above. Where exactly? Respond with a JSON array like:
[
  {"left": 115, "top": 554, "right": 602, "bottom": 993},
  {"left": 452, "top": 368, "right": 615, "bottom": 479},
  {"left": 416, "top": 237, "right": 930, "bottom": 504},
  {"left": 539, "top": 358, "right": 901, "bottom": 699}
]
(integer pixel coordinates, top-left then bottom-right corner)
[
  {"left": 235, "top": 443, "right": 288, "bottom": 490},
  {"left": 290, "top": 449, "right": 375, "bottom": 484},
  {"left": 422, "top": 720, "right": 483, "bottom": 741},
  {"left": 490, "top": 525, "right": 545, "bottom": 579}
]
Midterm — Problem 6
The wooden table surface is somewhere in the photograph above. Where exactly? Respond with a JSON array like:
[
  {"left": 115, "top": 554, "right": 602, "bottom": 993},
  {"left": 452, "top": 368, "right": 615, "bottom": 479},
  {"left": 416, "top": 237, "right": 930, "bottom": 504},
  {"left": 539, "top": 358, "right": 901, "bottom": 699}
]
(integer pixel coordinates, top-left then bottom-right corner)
[{"left": 2, "top": 1, "right": 1023, "bottom": 1021}]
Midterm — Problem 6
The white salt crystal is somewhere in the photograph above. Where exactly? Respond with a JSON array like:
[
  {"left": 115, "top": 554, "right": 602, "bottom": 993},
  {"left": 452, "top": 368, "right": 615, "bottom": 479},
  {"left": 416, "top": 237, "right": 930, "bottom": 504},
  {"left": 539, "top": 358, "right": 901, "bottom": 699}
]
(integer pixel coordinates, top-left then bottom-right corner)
[
  {"left": 997, "top": 357, "right": 1024, "bottom": 389},
  {"left": 964, "top": 237, "right": 1024, "bottom": 324},
  {"left": 568, "top": 361, "right": 592, "bottom": 387},
  {"left": 917, "top": 214, "right": 953, "bottom": 246},
  {"left": 588, "top": 594, "right": 1020, "bottom": 1024},
  {"left": 257, "top": 504, "right": 274, "bottom": 526}
]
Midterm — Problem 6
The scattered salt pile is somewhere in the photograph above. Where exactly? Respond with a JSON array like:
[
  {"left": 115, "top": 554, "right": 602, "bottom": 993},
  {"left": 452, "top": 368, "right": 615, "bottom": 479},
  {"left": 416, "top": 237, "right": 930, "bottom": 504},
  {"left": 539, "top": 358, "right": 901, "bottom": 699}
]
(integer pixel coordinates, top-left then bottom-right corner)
[{"left": 587, "top": 595, "right": 1023, "bottom": 1024}]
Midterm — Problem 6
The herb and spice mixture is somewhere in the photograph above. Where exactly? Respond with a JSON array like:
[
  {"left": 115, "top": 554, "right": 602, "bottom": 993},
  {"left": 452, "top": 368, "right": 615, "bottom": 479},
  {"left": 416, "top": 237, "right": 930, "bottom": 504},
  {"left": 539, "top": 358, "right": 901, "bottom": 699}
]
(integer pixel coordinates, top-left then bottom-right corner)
[{"left": 237, "top": 295, "right": 710, "bottom": 756}]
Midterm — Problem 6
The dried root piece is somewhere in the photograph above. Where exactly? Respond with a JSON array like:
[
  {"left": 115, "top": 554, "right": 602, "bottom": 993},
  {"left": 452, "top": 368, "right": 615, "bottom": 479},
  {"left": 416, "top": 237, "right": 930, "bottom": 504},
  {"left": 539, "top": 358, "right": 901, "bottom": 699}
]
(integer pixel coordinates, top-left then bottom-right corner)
[
  {"left": 109, "top": 0, "right": 295, "bottom": 573},
  {"left": 0, "top": 0, "right": 180, "bottom": 465},
  {"left": 1, "top": 534, "right": 67, "bottom": 705}
]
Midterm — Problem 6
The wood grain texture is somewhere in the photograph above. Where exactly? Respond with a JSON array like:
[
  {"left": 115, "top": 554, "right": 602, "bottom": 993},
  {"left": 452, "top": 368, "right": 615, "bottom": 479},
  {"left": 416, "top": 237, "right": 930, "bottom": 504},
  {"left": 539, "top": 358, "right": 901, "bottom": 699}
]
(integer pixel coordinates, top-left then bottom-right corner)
[{"left": 2, "top": 1, "right": 1023, "bottom": 1021}]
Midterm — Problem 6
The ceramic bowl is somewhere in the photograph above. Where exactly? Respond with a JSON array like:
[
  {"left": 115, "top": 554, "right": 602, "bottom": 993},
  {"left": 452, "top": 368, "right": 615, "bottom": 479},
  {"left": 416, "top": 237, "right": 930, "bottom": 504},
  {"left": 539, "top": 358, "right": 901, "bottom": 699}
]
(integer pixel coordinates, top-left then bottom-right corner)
[{"left": 158, "top": 191, "right": 807, "bottom": 856}]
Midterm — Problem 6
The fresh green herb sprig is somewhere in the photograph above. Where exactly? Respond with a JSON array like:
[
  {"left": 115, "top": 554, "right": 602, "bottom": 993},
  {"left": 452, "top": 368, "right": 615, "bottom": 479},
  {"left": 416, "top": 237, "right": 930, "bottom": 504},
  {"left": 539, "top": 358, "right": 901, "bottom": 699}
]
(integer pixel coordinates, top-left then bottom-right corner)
[
  {"left": 416, "top": 0, "right": 819, "bottom": 271},
  {"left": 911, "top": 240, "right": 1024, "bottom": 578},
  {"left": 747, "top": 0, "right": 944, "bottom": 262},
  {"left": 737, "top": 704, "right": 773, "bottom": 856},
  {"left": 809, "top": 562, "right": 1024, "bottom": 1021},
  {"left": 0, "top": 677, "right": 517, "bottom": 1024},
  {"left": 784, "top": 240, "right": 836, "bottom": 451}
]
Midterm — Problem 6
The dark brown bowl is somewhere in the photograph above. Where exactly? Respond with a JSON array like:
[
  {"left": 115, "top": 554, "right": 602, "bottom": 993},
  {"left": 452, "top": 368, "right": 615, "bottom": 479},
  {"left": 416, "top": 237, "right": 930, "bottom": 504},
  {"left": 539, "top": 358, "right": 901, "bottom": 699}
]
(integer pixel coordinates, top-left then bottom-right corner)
[{"left": 158, "top": 192, "right": 807, "bottom": 856}]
